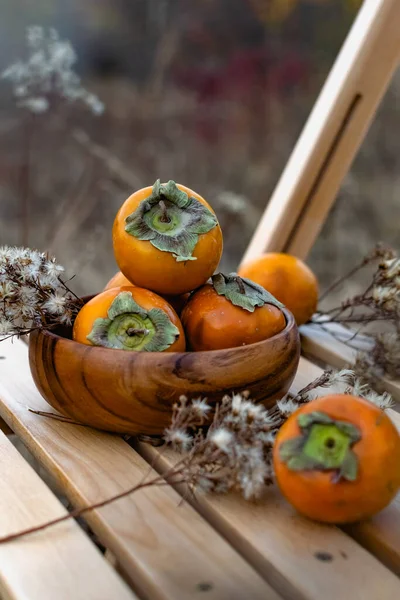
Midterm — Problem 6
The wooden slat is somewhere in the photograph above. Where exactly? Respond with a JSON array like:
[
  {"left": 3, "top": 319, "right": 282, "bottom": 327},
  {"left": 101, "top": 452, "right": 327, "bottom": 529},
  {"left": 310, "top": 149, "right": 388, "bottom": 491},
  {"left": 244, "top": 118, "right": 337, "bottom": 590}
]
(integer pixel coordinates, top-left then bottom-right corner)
[
  {"left": 292, "top": 356, "right": 400, "bottom": 576},
  {"left": 240, "top": 0, "right": 400, "bottom": 264},
  {"left": 0, "top": 338, "right": 280, "bottom": 600},
  {"left": 0, "top": 430, "right": 135, "bottom": 600},
  {"left": 300, "top": 324, "right": 400, "bottom": 403}
]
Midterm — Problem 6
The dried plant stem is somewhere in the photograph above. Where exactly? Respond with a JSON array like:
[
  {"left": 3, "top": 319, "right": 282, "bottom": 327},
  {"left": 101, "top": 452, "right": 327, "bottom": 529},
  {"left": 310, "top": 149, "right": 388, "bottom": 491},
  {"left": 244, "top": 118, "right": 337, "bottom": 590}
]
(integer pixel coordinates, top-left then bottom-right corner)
[
  {"left": 318, "top": 245, "right": 394, "bottom": 304},
  {"left": 319, "top": 261, "right": 369, "bottom": 303},
  {"left": 19, "top": 114, "right": 35, "bottom": 246},
  {"left": 27, "top": 408, "right": 83, "bottom": 426},
  {"left": 317, "top": 315, "right": 392, "bottom": 325},
  {"left": 0, "top": 476, "right": 182, "bottom": 545},
  {"left": 71, "top": 128, "right": 142, "bottom": 189}
]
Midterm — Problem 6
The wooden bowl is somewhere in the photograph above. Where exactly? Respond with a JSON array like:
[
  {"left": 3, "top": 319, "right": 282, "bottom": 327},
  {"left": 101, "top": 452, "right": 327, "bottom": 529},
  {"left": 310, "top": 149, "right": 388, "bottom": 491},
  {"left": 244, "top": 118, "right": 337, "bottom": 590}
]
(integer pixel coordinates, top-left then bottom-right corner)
[{"left": 28, "top": 307, "right": 300, "bottom": 436}]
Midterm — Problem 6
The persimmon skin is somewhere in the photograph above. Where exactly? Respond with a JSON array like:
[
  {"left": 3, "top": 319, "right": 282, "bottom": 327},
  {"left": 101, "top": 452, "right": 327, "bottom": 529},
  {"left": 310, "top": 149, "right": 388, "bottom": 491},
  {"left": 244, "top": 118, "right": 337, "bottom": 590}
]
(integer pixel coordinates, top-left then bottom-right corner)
[
  {"left": 113, "top": 183, "right": 223, "bottom": 295},
  {"left": 181, "top": 284, "right": 286, "bottom": 351},
  {"left": 163, "top": 292, "right": 190, "bottom": 316},
  {"left": 238, "top": 253, "right": 318, "bottom": 325},
  {"left": 104, "top": 271, "right": 189, "bottom": 315},
  {"left": 273, "top": 395, "right": 400, "bottom": 524},
  {"left": 104, "top": 271, "right": 134, "bottom": 291},
  {"left": 73, "top": 286, "right": 186, "bottom": 352}
]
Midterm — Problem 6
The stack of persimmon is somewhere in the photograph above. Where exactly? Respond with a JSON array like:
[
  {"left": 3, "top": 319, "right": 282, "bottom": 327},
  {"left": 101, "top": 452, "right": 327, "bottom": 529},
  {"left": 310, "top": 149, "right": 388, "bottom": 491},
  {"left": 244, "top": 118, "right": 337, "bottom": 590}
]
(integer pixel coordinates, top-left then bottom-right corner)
[
  {"left": 71, "top": 180, "right": 400, "bottom": 527},
  {"left": 73, "top": 179, "right": 317, "bottom": 353}
]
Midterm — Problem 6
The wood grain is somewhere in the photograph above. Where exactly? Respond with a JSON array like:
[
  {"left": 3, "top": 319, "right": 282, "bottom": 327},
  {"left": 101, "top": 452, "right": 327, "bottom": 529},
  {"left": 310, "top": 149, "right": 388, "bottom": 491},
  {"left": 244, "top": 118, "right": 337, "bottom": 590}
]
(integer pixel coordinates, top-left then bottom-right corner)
[
  {"left": 28, "top": 308, "right": 300, "bottom": 435},
  {"left": 0, "top": 337, "right": 281, "bottom": 600},
  {"left": 292, "top": 356, "right": 400, "bottom": 577},
  {"left": 240, "top": 0, "right": 400, "bottom": 264},
  {"left": 0, "top": 430, "right": 135, "bottom": 600}
]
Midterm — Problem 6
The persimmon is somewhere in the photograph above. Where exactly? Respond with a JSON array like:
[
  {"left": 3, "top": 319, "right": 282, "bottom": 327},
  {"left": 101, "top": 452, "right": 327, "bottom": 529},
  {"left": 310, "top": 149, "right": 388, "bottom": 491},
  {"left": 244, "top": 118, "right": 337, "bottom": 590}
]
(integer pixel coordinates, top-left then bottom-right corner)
[
  {"left": 104, "top": 271, "right": 189, "bottom": 315},
  {"left": 113, "top": 179, "right": 223, "bottom": 295},
  {"left": 104, "top": 271, "right": 134, "bottom": 291},
  {"left": 238, "top": 253, "right": 318, "bottom": 325},
  {"left": 163, "top": 292, "right": 190, "bottom": 316},
  {"left": 273, "top": 394, "right": 400, "bottom": 524},
  {"left": 181, "top": 273, "right": 286, "bottom": 351},
  {"left": 73, "top": 286, "right": 185, "bottom": 352}
]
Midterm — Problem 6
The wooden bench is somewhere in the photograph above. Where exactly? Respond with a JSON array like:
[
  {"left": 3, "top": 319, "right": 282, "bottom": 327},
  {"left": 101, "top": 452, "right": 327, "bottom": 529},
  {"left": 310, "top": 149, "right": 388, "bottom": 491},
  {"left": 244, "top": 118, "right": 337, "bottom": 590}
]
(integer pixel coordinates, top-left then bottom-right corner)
[
  {"left": 0, "top": 0, "right": 399, "bottom": 597},
  {"left": 0, "top": 338, "right": 399, "bottom": 599}
]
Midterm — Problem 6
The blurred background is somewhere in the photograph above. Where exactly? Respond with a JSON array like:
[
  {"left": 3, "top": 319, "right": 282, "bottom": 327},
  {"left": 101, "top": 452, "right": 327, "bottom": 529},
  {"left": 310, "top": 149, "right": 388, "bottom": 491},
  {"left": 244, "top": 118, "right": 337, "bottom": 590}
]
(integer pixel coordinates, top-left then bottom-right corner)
[{"left": 0, "top": 0, "right": 398, "bottom": 300}]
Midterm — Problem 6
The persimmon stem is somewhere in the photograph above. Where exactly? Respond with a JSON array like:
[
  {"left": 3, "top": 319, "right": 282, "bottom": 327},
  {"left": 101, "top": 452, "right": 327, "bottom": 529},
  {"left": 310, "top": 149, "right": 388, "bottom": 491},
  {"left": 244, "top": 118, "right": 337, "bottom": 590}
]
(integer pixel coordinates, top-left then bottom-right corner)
[
  {"left": 158, "top": 199, "right": 171, "bottom": 223},
  {"left": 234, "top": 276, "right": 246, "bottom": 294},
  {"left": 127, "top": 328, "right": 149, "bottom": 336}
]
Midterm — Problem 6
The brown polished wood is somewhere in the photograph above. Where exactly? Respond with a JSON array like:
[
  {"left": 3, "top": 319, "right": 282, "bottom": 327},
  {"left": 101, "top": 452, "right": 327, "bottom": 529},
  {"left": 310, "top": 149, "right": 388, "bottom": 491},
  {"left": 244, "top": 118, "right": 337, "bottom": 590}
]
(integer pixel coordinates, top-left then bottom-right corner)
[{"left": 28, "top": 308, "right": 300, "bottom": 435}]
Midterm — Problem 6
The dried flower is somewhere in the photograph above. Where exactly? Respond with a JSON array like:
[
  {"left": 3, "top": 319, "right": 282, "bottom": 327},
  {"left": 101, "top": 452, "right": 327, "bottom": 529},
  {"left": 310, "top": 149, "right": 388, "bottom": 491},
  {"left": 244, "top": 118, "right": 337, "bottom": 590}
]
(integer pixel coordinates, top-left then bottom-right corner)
[
  {"left": 156, "top": 367, "right": 394, "bottom": 501},
  {"left": 354, "top": 332, "right": 400, "bottom": 387},
  {"left": 191, "top": 398, "right": 212, "bottom": 417},
  {"left": 362, "top": 389, "right": 393, "bottom": 409},
  {"left": 0, "top": 246, "right": 81, "bottom": 338},
  {"left": 2, "top": 26, "right": 104, "bottom": 116},
  {"left": 43, "top": 293, "right": 67, "bottom": 315},
  {"left": 210, "top": 428, "right": 233, "bottom": 452},
  {"left": 163, "top": 428, "right": 193, "bottom": 451},
  {"left": 276, "top": 397, "right": 300, "bottom": 416}
]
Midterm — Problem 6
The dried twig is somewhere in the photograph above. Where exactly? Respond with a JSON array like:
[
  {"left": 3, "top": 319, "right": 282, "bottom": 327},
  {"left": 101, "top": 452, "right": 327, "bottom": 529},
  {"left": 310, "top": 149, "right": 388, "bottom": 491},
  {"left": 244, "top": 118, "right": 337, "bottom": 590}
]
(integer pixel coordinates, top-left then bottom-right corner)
[
  {"left": 71, "top": 128, "right": 142, "bottom": 189},
  {"left": 27, "top": 408, "right": 83, "bottom": 426},
  {"left": 314, "top": 245, "right": 400, "bottom": 382}
]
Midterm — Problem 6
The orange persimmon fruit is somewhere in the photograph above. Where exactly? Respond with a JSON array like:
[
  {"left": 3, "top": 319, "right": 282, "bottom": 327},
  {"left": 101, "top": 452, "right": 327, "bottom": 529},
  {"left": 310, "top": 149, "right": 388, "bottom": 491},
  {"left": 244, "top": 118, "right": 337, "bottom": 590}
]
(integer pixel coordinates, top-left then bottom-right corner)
[
  {"left": 73, "top": 286, "right": 185, "bottom": 352},
  {"left": 273, "top": 394, "right": 400, "bottom": 524},
  {"left": 181, "top": 273, "right": 286, "bottom": 351},
  {"left": 104, "top": 271, "right": 189, "bottom": 315},
  {"left": 163, "top": 292, "right": 190, "bottom": 316},
  {"left": 238, "top": 252, "right": 318, "bottom": 325},
  {"left": 112, "top": 179, "right": 223, "bottom": 295},
  {"left": 104, "top": 271, "right": 134, "bottom": 291}
]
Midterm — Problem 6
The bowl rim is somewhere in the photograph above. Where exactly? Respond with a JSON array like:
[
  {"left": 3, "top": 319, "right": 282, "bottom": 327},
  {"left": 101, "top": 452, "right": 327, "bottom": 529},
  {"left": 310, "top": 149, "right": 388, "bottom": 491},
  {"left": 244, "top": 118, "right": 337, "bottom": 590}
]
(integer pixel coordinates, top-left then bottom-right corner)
[{"left": 32, "top": 305, "right": 298, "bottom": 359}]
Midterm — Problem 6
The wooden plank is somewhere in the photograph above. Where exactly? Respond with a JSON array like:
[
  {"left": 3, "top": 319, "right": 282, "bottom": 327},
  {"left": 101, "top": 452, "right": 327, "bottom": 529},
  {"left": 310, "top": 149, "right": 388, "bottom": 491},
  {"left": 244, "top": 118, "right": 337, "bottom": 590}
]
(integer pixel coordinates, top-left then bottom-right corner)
[
  {"left": 0, "top": 430, "right": 135, "bottom": 600},
  {"left": 292, "top": 356, "right": 400, "bottom": 577},
  {"left": 300, "top": 324, "right": 400, "bottom": 403},
  {"left": 240, "top": 0, "right": 400, "bottom": 264},
  {"left": 0, "top": 338, "right": 280, "bottom": 600}
]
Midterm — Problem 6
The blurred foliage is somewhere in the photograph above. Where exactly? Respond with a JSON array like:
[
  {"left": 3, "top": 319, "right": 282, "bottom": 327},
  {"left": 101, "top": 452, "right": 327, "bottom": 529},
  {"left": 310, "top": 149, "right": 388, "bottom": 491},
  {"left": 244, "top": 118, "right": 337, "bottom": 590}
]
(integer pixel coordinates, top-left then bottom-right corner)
[{"left": 0, "top": 0, "right": 398, "bottom": 304}]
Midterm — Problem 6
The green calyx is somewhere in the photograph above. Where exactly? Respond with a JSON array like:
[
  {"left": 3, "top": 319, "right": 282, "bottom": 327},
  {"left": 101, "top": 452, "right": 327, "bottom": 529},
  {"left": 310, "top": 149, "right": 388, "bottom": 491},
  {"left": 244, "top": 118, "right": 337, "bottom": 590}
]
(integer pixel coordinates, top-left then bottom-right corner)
[
  {"left": 87, "top": 291, "right": 180, "bottom": 352},
  {"left": 124, "top": 179, "right": 218, "bottom": 262},
  {"left": 279, "top": 411, "right": 362, "bottom": 482},
  {"left": 212, "top": 272, "right": 284, "bottom": 313}
]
